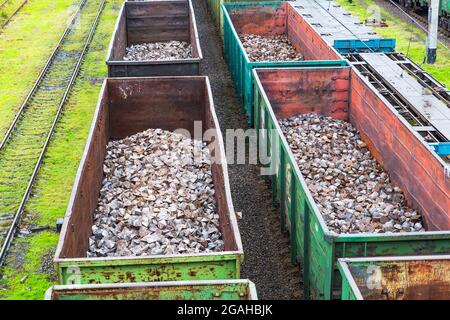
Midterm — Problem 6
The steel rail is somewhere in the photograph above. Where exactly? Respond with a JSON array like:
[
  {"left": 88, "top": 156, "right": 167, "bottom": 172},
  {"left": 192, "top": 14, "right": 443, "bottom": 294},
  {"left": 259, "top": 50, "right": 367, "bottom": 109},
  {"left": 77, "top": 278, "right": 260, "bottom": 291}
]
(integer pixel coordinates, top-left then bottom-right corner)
[
  {"left": 0, "top": 0, "right": 10, "bottom": 11},
  {"left": 0, "top": 0, "right": 87, "bottom": 150},
  {"left": 0, "top": 0, "right": 28, "bottom": 29},
  {"left": 0, "top": 0, "right": 107, "bottom": 266}
]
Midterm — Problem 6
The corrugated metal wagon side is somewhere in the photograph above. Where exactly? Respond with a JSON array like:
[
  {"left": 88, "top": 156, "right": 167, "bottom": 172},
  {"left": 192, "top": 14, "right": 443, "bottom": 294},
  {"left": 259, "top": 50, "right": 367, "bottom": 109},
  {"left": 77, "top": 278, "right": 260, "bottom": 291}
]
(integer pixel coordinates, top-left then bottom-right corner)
[
  {"left": 223, "top": 1, "right": 345, "bottom": 127},
  {"left": 338, "top": 255, "right": 450, "bottom": 300},
  {"left": 54, "top": 76, "right": 243, "bottom": 285},
  {"left": 106, "top": 0, "right": 202, "bottom": 77},
  {"left": 45, "top": 279, "right": 257, "bottom": 300},
  {"left": 253, "top": 67, "right": 450, "bottom": 300}
]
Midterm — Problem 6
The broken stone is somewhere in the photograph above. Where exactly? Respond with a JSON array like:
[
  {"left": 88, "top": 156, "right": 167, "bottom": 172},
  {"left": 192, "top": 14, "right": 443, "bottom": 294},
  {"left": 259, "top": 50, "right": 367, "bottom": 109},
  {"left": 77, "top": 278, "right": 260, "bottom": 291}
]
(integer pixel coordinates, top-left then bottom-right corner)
[{"left": 279, "top": 113, "right": 426, "bottom": 234}]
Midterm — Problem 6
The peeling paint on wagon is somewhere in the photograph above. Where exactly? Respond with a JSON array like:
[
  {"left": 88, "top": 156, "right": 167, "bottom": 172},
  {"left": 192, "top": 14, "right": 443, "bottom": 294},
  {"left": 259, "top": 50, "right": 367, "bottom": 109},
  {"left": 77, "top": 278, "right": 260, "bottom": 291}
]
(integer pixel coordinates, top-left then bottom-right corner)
[
  {"left": 253, "top": 67, "right": 450, "bottom": 300},
  {"left": 54, "top": 77, "right": 243, "bottom": 285},
  {"left": 46, "top": 280, "right": 258, "bottom": 300},
  {"left": 338, "top": 255, "right": 450, "bottom": 300},
  {"left": 106, "top": 0, "right": 203, "bottom": 77}
]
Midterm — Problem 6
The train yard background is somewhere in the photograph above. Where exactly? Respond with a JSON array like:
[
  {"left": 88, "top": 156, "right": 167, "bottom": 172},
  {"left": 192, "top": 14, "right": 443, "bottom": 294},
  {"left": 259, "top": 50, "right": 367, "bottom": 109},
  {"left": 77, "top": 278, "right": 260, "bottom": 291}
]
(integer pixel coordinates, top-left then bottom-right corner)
[{"left": 0, "top": 0, "right": 448, "bottom": 299}]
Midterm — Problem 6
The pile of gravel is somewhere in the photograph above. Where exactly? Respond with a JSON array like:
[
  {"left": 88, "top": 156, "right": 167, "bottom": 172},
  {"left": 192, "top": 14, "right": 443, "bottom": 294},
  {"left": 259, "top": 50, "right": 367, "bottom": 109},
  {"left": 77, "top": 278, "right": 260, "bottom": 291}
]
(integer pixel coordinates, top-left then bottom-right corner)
[
  {"left": 87, "top": 128, "right": 223, "bottom": 257},
  {"left": 123, "top": 41, "right": 193, "bottom": 61},
  {"left": 239, "top": 34, "right": 303, "bottom": 62},
  {"left": 279, "top": 113, "right": 425, "bottom": 234}
]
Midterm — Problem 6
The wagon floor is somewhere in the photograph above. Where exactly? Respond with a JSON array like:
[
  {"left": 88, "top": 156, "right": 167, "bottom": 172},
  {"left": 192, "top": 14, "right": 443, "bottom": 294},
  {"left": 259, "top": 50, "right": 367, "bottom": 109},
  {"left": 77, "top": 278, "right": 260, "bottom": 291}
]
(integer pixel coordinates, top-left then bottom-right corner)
[{"left": 193, "top": 0, "right": 303, "bottom": 299}]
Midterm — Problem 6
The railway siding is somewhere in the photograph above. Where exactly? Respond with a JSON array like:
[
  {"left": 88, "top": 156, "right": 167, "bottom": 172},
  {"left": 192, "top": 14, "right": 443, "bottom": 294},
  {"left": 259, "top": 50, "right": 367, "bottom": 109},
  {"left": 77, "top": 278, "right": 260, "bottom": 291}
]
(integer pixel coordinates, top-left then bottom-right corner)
[
  {"left": 0, "top": 0, "right": 122, "bottom": 299},
  {"left": 0, "top": 0, "right": 80, "bottom": 139}
]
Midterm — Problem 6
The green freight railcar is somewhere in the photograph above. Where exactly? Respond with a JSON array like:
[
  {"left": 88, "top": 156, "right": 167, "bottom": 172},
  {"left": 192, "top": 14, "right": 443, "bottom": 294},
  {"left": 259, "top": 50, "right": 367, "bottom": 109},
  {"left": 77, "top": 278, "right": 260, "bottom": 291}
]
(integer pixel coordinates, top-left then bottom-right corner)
[
  {"left": 222, "top": 1, "right": 344, "bottom": 126},
  {"left": 338, "top": 255, "right": 450, "bottom": 300},
  {"left": 252, "top": 66, "right": 450, "bottom": 299}
]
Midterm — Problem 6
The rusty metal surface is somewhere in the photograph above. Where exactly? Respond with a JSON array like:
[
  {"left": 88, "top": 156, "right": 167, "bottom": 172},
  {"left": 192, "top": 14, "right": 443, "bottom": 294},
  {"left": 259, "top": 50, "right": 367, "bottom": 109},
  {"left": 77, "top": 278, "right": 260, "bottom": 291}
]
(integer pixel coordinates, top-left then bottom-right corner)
[
  {"left": 350, "top": 69, "right": 450, "bottom": 231},
  {"left": 359, "top": 53, "right": 450, "bottom": 140},
  {"left": 46, "top": 280, "right": 257, "bottom": 300},
  {"left": 339, "top": 255, "right": 450, "bottom": 300},
  {"left": 290, "top": 0, "right": 381, "bottom": 45},
  {"left": 106, "top": 0, "right": 203, "bottom": 77},
  {"left": 54, "top": 76, "right": 243, "bottom": 284}
]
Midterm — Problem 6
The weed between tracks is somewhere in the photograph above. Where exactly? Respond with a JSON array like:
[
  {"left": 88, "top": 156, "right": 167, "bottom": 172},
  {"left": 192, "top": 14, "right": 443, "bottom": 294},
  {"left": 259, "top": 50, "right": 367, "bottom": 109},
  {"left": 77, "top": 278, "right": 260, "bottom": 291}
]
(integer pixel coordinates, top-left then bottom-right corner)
[
  {"left": 335, "top": 0, "right": 450, "bottom": 88},
  {"left": 0, "top": 0, "right": 122, "bottom": 300},
  {"left": 0, "top": 0, "right": 28, "bottom": 27},
  {"left": 0, "top": 0, "right": 80, "bottom": 139}
]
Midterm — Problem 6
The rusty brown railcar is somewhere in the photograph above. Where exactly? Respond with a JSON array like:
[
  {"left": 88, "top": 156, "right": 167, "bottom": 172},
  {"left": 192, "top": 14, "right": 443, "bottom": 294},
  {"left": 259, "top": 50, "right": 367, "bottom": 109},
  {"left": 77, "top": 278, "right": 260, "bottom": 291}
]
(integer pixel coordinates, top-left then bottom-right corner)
[
  {"left": 106, "top": 0, "right": 202, "bottom": 77},
  {"left": 54, "top": 76, "right": 243, "bottom": 285}
]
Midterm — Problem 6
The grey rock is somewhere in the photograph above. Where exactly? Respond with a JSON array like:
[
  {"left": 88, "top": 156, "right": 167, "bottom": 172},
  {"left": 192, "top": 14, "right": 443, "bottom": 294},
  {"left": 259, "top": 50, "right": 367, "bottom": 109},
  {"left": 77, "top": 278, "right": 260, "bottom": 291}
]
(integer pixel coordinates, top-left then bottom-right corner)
[
  {"left": 87, "top": 128, "right": 223, "bottom": 257},
  {"left": 124, "top": 41, "right": 193, "bottom": 61},
  {"left": 279, "top": 113, "right": 425, "bottom": 234}
]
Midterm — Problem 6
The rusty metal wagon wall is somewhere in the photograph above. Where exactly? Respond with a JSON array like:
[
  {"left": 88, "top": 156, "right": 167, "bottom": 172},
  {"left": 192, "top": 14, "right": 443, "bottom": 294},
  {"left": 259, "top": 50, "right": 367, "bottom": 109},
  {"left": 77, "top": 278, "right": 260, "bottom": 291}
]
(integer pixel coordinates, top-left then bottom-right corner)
[
  {"left": 54, "top": 76, "right": 243, "bottom": 285},
  {"left": 45, "top": 279, "right": 258, "bottom": 300},
  {"left": 338, "top": 255, "right": 450, "bottom": 300},
  {"left": 106, "top": 0, "right": 203, "bottom": 77}
]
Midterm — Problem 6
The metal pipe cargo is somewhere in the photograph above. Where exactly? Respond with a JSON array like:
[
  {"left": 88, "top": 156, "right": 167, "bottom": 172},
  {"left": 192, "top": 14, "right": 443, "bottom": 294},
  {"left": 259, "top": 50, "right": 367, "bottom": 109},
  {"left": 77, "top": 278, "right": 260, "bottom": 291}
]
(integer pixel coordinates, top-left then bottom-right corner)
[
  {"left": 45, "top": 279, "right": 257, "bottom": 300},
  {"left": 338, "top": 255, "right": 450, "bottom": 300},
  {"left": 222, "top": 1, "right": 345, "bottom": 127},
  {"left": 252, "top": 66, "right": 450, "bottom": 300},
  {"left": 106, "top": 0, "right": 203, "bottom": 77},
  {"left": 54, "top": 76, "right": 243, "bottom": 285}
]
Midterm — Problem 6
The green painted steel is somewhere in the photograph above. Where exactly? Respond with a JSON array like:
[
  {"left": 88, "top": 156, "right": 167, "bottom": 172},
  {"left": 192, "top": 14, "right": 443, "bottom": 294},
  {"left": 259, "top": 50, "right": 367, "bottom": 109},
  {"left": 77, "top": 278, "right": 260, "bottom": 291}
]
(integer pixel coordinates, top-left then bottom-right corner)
[
  {"left": 56, "top": 252, "right": 242, "bottom": 285},
  {"left": 223, "top": 2, "right": 347, "bottom": 126},
  {"left": 337, "top": 259, "right": 359, "bottom": 300},
  {"left": 338, "top": 255, "right": 450, "bottom": 300},
  {"left": 46, "top": 280, "right": 257, "bottom": 300},
  {"left": 253, "top": 68, "right": 450, "bottom": 300}
]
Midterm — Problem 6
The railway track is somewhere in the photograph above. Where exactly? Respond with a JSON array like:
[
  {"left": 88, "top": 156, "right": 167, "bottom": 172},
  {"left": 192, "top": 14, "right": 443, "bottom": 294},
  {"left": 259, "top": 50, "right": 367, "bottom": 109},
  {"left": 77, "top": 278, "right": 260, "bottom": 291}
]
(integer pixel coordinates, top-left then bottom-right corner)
[
  {"left": 408, "top": 9, "right": 450, "bottom": 39},
  {"left": 386, "top": 0, "right": 450, "bottom": 39},
  {"left": 0, "top": 0, "right": 28, "bottom": 29},
  {"left": 0, "top": 0, "right": 106, "bottom": 265}
]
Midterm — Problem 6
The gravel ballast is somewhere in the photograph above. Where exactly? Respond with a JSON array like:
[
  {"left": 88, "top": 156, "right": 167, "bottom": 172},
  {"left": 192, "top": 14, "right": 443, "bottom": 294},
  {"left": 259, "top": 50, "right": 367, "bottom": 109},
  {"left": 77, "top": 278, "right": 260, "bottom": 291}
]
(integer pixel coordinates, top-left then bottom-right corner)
[
  {"left": 88, "top": 128, "right": 223, "bottom": 258},
  {"left": 124, "top": 41, "right": 193, "bottom": 61},
  {"left": 194, "top": 0, "right": 302, "bottom": 299},
  {"left": 240, "top": 34, "right": 303, "bottom": 62},
  {"left": 279, "top": 113, "right": 425, "bottom": 235}
]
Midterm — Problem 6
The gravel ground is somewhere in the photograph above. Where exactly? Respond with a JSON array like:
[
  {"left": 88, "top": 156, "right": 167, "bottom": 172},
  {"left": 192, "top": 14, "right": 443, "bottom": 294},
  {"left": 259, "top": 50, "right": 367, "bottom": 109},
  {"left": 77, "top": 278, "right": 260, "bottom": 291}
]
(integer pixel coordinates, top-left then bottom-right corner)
[{"left": 192, "top": 0, "right": 302, "bottom": 300}]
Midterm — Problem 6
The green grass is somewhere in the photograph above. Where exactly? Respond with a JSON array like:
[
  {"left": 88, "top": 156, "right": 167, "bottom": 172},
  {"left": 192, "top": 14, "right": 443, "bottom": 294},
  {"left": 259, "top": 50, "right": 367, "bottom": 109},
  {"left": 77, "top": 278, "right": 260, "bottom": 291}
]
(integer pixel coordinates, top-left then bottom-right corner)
[
  {"left": 0, "top": 0, "right": 80, "bottom": 139},
  {"left": 335, "top": 0, "right": 450, "bottom": 88},
  {"left": 0, "top": 0, "right": 28, "bottom": 26},
  {"left": 0, "top": 0, "right": 122, "bottom": 300}
]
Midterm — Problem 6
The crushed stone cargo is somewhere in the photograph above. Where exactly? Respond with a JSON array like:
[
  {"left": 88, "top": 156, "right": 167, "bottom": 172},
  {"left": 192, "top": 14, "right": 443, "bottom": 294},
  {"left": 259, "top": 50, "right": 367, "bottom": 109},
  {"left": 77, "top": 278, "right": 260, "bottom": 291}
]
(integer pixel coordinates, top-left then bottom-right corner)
[
  {"left": 124, "top": 41, "right": 193, "bottom": 61},
  {"left": 239, "top": 34, "right": 304, "bottom": 62},
  {"left": 88, "top": 128, "right": 223, "bottom": 257},
  {"left": 279, "top": 113, "right": 425, "bottom": 235}
]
